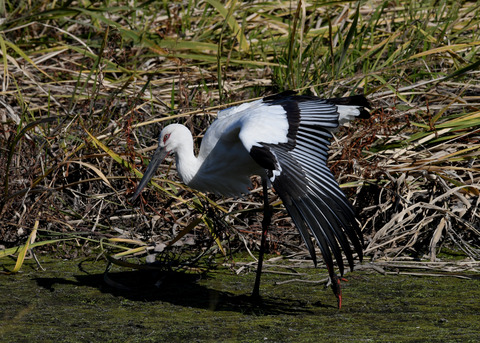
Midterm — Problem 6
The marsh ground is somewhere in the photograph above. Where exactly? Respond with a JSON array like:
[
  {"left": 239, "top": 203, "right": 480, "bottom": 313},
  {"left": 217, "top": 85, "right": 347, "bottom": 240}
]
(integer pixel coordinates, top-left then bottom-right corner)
[{"left": 1, "top": 257, "right": 479, "bottom": 342}]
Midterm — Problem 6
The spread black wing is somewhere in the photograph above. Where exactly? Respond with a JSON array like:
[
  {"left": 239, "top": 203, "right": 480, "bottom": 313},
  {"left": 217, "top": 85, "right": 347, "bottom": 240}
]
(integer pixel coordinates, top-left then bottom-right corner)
[{"left": 247, "top": 91, "right": 368, "bottom": 276}]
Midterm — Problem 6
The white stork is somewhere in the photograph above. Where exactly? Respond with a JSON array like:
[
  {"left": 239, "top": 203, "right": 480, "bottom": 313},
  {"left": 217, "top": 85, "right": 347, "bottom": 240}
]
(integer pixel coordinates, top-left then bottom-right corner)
[{"left": 132, "top": 90, "right": 370, "bottom": 308}]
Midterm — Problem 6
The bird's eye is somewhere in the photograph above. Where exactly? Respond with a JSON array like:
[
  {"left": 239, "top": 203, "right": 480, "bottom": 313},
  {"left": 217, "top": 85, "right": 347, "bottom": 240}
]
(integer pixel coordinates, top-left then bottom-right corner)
[{"left": 163, "top": 133, "right": 171, "bottom": 143}]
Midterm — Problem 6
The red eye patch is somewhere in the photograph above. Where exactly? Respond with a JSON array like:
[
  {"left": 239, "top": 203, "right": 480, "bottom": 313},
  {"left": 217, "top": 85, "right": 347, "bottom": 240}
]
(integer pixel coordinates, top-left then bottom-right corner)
[{"left": 163, "top": 133, "right": 171, "bottom": 143}]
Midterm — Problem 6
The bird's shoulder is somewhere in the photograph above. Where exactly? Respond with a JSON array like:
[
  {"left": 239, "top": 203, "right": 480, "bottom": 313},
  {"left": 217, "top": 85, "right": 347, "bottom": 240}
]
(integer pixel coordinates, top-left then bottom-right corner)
[{"left": 211, "top": 97, "right": 289, "bottom": 147}]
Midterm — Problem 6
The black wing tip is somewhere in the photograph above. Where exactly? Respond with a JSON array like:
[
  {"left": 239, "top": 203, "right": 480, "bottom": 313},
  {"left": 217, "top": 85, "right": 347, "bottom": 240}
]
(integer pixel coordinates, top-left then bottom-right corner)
[
  {"left": 358, "top": 108, "right": 371, "bottom": 120},
  {"left": 328, "top": 95, "right": 371, "bottom": 120},
  {"left": 327, "top": 94, "right": 371, "bottom": 108}
]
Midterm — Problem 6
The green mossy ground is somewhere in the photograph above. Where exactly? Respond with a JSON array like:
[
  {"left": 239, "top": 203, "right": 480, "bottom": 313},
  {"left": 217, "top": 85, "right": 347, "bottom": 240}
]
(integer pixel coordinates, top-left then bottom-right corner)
[{"left": 1, "top": 257, "right": 478, "bottom": 342}]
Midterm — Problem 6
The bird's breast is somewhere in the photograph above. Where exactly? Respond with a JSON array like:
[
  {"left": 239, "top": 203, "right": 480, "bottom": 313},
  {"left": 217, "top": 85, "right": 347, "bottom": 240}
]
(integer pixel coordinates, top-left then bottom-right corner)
[{"left": 187, "top": 141, "right": 265, "bottom": 197}]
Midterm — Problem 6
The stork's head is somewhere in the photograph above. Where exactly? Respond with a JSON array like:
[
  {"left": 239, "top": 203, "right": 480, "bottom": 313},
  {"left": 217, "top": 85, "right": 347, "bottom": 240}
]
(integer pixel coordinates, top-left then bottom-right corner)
[
  {"left": 131, "top": 124, "right": 190, "bottom": 201},
  {"left": 157, "top": 124, "right": 191, "bottom": 154}
]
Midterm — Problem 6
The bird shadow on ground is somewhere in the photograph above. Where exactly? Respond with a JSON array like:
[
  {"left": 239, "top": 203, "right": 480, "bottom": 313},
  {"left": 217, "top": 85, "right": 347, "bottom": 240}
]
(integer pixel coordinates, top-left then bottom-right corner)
[{"left": 34, "top": 261, "right": 333, "bottom": 315}]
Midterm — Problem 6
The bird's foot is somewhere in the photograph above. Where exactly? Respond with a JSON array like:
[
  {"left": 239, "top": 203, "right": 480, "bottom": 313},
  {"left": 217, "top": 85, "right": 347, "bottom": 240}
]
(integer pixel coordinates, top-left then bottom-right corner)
[{"left": 330, "top": 273, "right": 348, "bottom": 309}]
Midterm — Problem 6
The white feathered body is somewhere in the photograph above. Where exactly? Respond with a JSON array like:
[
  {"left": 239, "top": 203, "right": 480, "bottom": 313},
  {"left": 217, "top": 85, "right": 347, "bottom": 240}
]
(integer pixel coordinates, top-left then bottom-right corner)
[{"left": 135, "top": 90, "right": 370, "bottom": 285}]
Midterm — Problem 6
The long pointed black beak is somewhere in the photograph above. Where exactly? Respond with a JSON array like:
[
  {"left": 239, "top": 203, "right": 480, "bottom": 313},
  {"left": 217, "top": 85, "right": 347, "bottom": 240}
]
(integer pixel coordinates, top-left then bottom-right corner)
[{"left": 131, "top": 145, "right": 169, "bottom": 201}]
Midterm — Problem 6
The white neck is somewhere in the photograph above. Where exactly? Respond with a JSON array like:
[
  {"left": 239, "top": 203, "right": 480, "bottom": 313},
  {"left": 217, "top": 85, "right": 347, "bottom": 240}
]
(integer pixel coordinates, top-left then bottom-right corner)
[{"left": 173, "top": 132, "right": 201, "bottom": 185}]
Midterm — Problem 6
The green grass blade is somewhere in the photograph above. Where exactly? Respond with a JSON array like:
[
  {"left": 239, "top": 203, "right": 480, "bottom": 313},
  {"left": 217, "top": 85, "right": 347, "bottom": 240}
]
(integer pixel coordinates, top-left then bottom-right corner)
[
  {"left": 205, "top": 0, "right": 249, "bottom": 52},
  {"left": 337, "top": 4, "right": 359, "bottom": 74}
]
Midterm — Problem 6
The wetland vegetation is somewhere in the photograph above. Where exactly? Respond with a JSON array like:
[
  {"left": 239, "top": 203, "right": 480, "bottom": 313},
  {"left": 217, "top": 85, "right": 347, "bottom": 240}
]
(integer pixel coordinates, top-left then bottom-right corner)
[{"left": 1, "top": 0, "right": 480, "bottom": 341}]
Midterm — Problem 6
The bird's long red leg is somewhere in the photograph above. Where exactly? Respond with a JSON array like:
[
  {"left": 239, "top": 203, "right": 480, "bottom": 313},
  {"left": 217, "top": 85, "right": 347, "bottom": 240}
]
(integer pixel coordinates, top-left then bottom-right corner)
[
  {"left": 327, "top": 264, "right": 348, "bottom": 309},
  {"left": 252, "top": 178, "right": 271, "bottom": 299}
]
